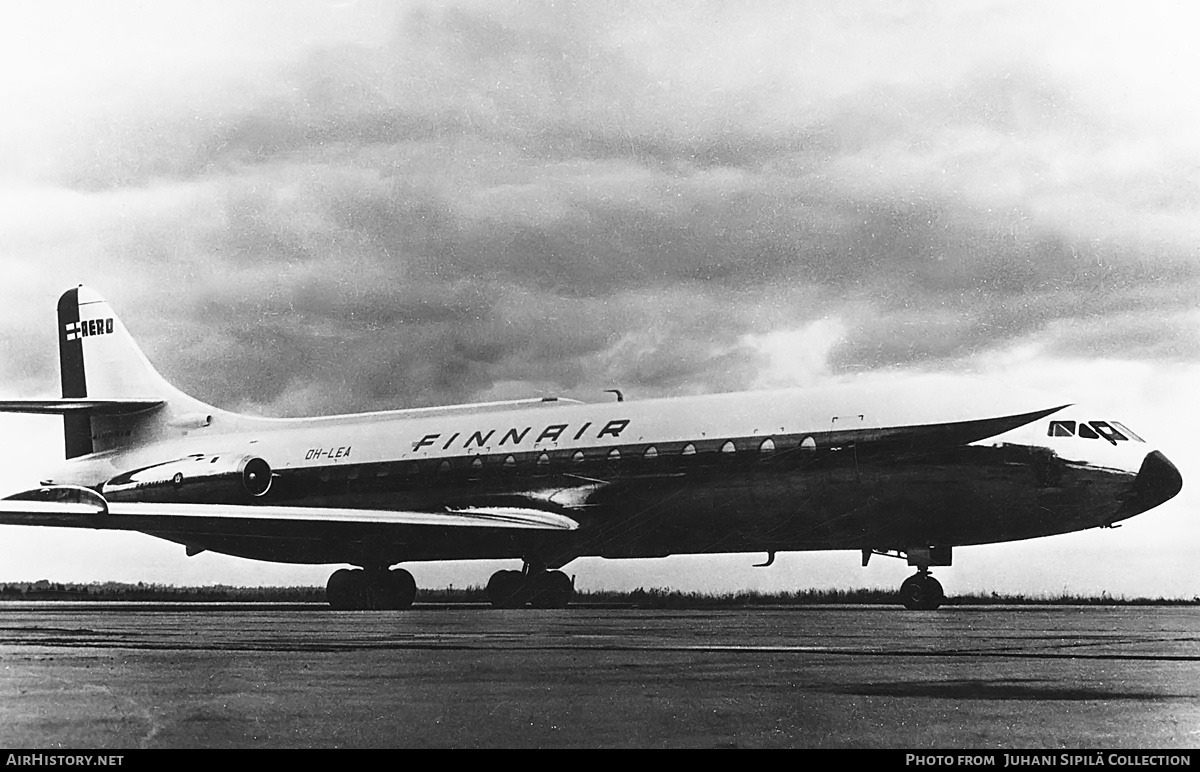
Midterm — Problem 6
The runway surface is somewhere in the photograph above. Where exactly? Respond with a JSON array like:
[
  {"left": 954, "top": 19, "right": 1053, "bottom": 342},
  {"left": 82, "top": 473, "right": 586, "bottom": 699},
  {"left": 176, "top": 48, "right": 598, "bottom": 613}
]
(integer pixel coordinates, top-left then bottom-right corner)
[{"left": 1, "top": 603, "right": 1199, "bottom": 748}]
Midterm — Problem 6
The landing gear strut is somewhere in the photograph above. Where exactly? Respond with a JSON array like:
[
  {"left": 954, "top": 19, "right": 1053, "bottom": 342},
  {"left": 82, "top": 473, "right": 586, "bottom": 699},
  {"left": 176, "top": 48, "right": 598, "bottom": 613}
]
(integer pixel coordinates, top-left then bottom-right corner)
[
  {"left": 326, "top": 566, "right": 417, "bottom": 610},
  {"left": 486, "top": 562, "right": 574, "bottom": 609}
]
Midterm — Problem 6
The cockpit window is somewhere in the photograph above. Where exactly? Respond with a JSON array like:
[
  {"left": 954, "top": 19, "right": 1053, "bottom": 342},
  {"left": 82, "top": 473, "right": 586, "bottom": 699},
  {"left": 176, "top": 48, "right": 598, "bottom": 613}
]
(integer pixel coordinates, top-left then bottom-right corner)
[
  {"left": 1048, "top": 421, "right": 1076, "bottom": 437},
  {"left": 1109, "top": 421, "right": 1145, "bottom": 442},
  {"left": 1089, "top": 421, "right": 1127, "bottom": 444},
  {"left": 1049, "top": 418, "right": 1145, "bottom": 443}
]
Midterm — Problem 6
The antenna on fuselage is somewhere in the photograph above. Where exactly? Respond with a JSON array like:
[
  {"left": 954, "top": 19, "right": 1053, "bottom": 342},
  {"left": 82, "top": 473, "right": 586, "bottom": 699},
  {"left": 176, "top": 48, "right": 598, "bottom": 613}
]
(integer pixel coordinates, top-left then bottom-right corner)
[{"left": 603, "top": 389, "right": 624, "bottom": 402}]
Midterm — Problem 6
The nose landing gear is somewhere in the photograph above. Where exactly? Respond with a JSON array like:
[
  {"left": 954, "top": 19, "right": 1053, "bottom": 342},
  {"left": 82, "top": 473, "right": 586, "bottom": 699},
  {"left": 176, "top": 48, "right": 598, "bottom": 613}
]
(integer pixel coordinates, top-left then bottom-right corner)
[
  {"left": 899, "top": 570, "right": 944, "bottom": 611},
  {"left": 863, "top": 546, "right": 951, "bottom": 610}
]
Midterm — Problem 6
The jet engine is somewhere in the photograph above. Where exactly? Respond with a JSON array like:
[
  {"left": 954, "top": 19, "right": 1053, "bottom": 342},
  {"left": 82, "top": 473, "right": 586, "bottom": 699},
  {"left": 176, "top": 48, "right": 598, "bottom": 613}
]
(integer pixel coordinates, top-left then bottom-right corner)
[{"left": 102, "top": 454, "right": 273, "bottom": 503}]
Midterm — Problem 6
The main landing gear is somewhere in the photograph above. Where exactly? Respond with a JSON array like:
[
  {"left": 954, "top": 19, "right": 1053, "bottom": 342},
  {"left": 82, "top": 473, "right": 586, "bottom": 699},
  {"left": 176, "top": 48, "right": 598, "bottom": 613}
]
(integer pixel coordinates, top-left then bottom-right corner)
[
  {"left": 863, "top": 546, "right": 950, "bottom": 611},
  {"left": 486, "top": 563, "right": 574, "bottom": 609},
  {"left": 323, "top": 561, "right": 574, "bottom": 610},
  {"left": 326, "top": 566, "right": 417, "bottom": 610}
]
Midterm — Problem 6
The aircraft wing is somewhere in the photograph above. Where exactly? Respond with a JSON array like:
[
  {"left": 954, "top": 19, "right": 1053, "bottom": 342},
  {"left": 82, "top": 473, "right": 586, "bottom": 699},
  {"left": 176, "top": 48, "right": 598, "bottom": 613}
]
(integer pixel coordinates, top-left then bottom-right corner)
[
  {"left": 0, "top": 486, "right": 579, "bottom": 531},
  {"left": 0, "top": 399, "right": 164, "bottom": 415}
]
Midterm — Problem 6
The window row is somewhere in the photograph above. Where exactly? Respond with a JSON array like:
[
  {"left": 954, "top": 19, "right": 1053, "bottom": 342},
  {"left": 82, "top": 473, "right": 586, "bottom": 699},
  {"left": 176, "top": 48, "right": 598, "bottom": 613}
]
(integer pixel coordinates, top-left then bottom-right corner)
[
  {"left": 313, "top": 435, "right": 820, "bottom": 481},
  {"left": 1047, "top": 420, "right": 1144, "bottom": 443},
  {"left": 443, "top": 435, "right": 815, "bottom": 470}
]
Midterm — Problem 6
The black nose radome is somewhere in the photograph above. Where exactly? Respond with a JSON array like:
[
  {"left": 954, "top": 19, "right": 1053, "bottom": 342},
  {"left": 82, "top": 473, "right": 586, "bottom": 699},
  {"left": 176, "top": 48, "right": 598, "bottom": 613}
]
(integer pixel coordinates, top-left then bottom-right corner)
[{"left": 1127, "top": 451, "right": 1183, "bottom": 511}]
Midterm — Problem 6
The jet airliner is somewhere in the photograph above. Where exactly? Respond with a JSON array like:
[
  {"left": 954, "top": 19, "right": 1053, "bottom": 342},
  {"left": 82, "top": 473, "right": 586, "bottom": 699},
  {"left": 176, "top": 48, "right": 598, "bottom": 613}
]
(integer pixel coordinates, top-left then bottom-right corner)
[{"left": 0, "top": 287, "right": 1183, "bottom": 609}]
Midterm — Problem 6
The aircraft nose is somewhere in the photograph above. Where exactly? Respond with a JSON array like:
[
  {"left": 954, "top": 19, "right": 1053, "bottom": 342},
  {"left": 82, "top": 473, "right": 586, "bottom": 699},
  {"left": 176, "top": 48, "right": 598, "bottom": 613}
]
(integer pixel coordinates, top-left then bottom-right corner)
[{"left": 1122, "top": 450, "right": 1183, "bottom": 512}]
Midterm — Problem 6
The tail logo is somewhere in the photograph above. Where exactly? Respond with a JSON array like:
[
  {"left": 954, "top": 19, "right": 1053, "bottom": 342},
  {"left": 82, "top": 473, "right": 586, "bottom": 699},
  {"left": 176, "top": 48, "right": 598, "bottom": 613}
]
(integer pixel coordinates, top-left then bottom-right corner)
[{"left": 64, "top": 318, "right": 114, "bottom": 341}]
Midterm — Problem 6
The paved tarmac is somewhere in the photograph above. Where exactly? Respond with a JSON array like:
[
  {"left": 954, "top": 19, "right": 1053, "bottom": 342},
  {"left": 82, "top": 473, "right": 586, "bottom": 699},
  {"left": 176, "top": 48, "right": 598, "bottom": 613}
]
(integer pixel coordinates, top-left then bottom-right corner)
[{"left": 1, "top": 603, "right": 1198, "bottom": 748}]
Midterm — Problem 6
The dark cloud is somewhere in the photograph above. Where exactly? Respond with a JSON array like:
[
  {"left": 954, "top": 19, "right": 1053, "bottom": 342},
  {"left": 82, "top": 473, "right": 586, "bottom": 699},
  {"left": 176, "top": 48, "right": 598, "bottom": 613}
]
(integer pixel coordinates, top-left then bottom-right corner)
[
  {"left": 6, "top": 2, "right": 1199, "bottom": 412},
  {"left": 1043, "top": 311, "right": 1200, "bottom": 362}
]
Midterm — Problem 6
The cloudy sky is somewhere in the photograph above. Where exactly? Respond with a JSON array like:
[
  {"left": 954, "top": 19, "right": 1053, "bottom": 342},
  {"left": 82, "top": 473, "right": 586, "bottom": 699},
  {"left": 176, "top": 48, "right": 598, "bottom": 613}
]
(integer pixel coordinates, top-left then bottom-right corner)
[{"left": 0, "top": 0, "right": 1197, "bottom": 597}]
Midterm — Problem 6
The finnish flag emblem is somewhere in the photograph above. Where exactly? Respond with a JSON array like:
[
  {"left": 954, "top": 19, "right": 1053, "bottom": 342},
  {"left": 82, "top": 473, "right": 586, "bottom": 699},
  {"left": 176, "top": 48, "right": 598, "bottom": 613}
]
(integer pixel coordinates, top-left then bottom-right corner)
[{"left": 64, "top": 318, "right": 113, "bottom": 341}]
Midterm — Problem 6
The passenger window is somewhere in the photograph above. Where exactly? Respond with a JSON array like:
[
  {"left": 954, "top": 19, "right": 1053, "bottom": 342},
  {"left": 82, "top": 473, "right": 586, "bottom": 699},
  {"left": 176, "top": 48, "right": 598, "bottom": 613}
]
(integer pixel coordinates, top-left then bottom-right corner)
[
  {"left": 572, "top": 450, "right": 585, "bottom": 465},
  {"left": 681, "top": 443, "right": 697, "bottom": 456},
  {"left": 606, "top": 448, "right": 621, "bottom": 475},
  {"left": 1077, "top": 423, "right": 1099, "bottom": 439},
  {"left": 720, "top": 441, "right": 737, "bottom": 455},
  {"left": 643, "top": 446, "right": 658, "bottom": 461},
  {"left": 759, "top": 438, "right": 776, "bottom": 454},
  {"left": 1048, "top": 421, "right": 1076, "bottom": 437}
]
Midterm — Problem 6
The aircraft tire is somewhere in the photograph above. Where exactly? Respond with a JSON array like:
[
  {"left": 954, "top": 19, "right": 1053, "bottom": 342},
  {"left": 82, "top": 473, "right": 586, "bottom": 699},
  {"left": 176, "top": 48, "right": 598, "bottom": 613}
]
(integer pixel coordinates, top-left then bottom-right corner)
[
  {"left": 528, "top": 570, "right": 574, "bottom": 609},
  {"left": 383, "top": 568, "right": 417, "bottom": 610},
  {"left": 899, "top": 573, "right": 944, "bottom": 610},
  {"left": 327, "top": 568, "right": 363, "bottom": 610},
  {"left": 486, "top": 569, "right": 528, "bottom": 608}
]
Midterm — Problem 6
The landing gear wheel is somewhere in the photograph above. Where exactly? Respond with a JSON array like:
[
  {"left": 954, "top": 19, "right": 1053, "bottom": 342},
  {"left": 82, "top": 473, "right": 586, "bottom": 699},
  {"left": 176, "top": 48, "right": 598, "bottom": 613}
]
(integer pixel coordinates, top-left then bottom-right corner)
[
  {"left": 528, "top": 570, "right": 574, "bottom": 609},
  {"left": 486, "top": 565, "right": 575, "bottom": 609},
  {"left": 327, "top": 568, "right": 366, "bottom": 610},
  {"left": 486, "top": 569, "right": 529, "bottom": 608},
  {"left": 899, "top": 573, "right": 944, "bottom": 610},
  {"left": 377, "top": 568, "right": 417, "bottom": 610},
  {"left": 327, "top": 567, "right": 417, "bottom": 610}
]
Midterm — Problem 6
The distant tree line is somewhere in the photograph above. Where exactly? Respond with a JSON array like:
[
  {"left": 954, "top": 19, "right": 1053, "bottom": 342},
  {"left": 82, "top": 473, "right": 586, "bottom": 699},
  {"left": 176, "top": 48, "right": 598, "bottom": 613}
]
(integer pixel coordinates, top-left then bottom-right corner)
[
  {"left": 1, "top": 581, "right": 1198, "bottom": 606},
  {"left": 0, "top": 580, "right": 324, "bottom": 602}
]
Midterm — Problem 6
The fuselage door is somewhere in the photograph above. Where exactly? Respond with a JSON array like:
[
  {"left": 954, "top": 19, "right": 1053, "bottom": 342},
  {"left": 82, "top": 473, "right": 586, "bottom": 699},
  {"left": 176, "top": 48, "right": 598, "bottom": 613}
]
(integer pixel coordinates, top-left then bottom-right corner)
[{"left": 829, "top": 414, "right": 865, "bottom": 483}]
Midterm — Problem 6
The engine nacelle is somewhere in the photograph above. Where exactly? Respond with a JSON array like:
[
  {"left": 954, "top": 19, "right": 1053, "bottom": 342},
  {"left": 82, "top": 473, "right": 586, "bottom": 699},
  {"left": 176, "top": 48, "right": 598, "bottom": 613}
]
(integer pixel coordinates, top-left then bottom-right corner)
[{"left": 102, "top": 455, "right": 273, "bottom": 503}]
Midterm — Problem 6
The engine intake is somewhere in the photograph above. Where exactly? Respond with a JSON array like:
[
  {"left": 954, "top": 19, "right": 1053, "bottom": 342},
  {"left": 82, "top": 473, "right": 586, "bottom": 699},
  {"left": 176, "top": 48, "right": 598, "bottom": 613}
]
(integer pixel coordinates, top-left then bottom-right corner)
[{"left": 103, "top": 454, "right": 274, "bottom": 503}]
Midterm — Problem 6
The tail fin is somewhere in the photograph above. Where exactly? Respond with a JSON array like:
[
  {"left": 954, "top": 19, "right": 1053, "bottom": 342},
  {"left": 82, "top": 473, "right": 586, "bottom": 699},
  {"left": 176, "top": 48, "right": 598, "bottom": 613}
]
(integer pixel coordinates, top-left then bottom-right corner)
[
  {"left": 55, "top": 286, "right": 221, "bottom": 457},
  {"left": 57, "top": 286, "right": 181, "bottom": 404},
  {"left": 0, "top": 286, "right": 221, "bottom": 459}
]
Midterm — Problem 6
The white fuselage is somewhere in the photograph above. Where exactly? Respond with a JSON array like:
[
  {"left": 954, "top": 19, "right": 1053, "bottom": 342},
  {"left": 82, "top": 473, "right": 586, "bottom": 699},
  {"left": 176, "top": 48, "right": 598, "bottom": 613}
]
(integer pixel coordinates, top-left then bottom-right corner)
[{"left": 37, "top": 374, "right": 1176, "bottom": 567}]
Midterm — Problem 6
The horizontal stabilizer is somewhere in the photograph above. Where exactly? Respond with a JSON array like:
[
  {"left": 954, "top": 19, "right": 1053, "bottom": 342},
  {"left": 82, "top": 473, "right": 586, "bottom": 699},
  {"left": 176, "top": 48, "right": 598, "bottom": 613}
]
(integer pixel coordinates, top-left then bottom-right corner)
[{"left": 0, "top": 399, "right": 164, "bottom": 415}]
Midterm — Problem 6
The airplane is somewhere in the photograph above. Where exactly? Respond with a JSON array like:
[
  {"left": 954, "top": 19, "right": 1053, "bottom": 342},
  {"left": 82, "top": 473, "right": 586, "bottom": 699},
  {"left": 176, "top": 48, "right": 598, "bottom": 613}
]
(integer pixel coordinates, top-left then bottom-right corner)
[{"left": 0, "top": 286, "right": 1183, "bottom": 610}]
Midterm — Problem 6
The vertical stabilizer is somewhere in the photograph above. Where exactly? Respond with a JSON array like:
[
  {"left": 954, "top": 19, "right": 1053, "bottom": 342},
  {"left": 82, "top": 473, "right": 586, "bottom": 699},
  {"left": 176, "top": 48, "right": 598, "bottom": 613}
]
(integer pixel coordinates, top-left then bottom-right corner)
[{"left": 56, "top": 286, "right": 218, "bottom": 458}]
